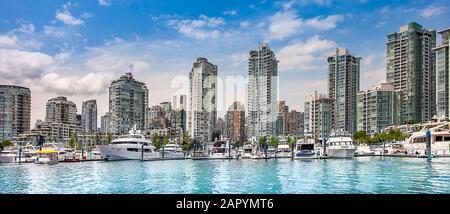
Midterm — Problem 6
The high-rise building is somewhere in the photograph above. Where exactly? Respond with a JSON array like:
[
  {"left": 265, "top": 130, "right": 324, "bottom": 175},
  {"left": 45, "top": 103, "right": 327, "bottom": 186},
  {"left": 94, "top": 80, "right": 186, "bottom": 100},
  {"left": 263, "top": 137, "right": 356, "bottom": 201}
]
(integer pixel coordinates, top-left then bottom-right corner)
[
  {"left": 0, "top": 85, "right": 31, "bottom": 141},
  {"left": 328, "top": 47, "right": 360, "bottom": 134},
  {"left": 81, "top": 100, "right": 97, "bottom": 133},
  {"left": 287, "top": 110, "right": 304, "bottom": 136},
  {"left": 434, "top": 28, "right": 450, "bottom": 119},
  {"left": 109, "top": 72, "right": 148, "bottom": 134},
  {"left": 224, "top": 101, "right": 246, "bottom": 143},
  {"left": 356, "top": 83, "right": 402, "bottom": 136},
  {"left": 276, "top": 101, "right": 289, "bottom": 136},
  {"left": 188, "top": 57, "right": 217, "bottom": 144},
  {"left": 173, "top": 94, "right": 187, "bottom": 110},
  {"left": 160, "top": 102, "right": 172, "bottom": 115},
  {"left": 247, "top": 43, "right": 278, "bottom": 138},
  {"left": 304, "top": 91, "right": 334, "bottom": 139},
  {"left": 170, "top": 109, "right": 186, "bottom": 131},
  {"left": 45, "top": 96, "right": 77, "bottom": 125},
  {"left": 100, "top": 112, "right": 112, "bottom": 133},
  {"left": 386, "top": 22, "right": 436, "bottom": 123}
]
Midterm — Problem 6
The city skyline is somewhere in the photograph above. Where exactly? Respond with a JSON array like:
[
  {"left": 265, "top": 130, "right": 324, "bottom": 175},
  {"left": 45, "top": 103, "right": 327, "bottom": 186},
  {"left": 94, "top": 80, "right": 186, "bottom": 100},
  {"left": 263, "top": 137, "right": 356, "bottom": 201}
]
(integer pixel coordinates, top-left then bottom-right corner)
[{"left": 1, "top": 0, "right": 450, "bottom": 127}]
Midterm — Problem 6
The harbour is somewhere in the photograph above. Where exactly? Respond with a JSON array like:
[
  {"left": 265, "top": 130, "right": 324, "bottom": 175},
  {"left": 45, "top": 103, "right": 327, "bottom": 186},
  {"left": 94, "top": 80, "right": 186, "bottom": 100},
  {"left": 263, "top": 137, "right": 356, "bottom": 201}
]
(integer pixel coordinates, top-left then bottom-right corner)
[{"left": 1, "top": 157, "right": 449, "bottom": 194}]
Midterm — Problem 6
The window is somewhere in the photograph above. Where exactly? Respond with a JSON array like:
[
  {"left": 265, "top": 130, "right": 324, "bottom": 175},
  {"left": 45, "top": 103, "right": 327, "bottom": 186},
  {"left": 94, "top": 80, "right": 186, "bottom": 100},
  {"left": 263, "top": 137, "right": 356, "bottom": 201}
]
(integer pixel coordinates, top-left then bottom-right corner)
[{"left": 127, "top": 148, "right": 138, "bottom": 152}]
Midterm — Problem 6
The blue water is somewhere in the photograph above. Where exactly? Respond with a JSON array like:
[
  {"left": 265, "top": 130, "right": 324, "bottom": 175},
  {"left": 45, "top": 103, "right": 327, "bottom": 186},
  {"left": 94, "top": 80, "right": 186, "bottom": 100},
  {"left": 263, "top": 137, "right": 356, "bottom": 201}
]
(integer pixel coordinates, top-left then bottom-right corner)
[{"left": 0, "top": 157, "right": 449, "bottom": 194}]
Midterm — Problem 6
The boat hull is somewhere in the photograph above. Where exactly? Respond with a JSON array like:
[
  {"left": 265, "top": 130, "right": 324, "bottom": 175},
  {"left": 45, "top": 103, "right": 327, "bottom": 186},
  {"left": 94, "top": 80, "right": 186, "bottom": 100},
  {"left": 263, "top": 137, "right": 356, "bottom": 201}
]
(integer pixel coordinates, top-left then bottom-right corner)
[
  {"left": 98, "top": 145, "right": 159, "bottom": 161},
  {"left": 327, "top": 148, "right": 356, "bottom": 158}
]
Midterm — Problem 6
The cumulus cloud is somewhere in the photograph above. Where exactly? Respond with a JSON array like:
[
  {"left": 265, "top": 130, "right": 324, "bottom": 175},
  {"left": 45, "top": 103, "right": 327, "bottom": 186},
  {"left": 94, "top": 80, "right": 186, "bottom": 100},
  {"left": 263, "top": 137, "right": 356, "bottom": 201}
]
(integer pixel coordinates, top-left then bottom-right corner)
[
  {"left": 223, "top": 10, "right": 238, "bottom": 16},
  {"left": 39, "top": 72, "right": 112, "bottom": 95},
  {"left": 167, "top": 15, "right": 226, "bottom": 40},
  {"left": 0, "top": 35, "right": 19, "bottom": 48},
  {"left": 55, "top": 2, "right": 85, "bottom": 26},
  {"left": 269, "top": 8, "right": 344, "bottom": 40},
  {"left": 420, "top": 5, "right": 445, "bottom": 18},
  {"left": 85, "top": 52, "right": 150, "bottom": 74},
  {"left": 98, "top": 0, "right": 111, "bottom": 6},
  {"left": 0, "top": 49, "right": 54, "bottom": 80},
  {"left": 277, "top": 35, "right": 336, "bottom": 71},
  {"left": 240, "top": 21, "right": 249, "bottom": 28}
]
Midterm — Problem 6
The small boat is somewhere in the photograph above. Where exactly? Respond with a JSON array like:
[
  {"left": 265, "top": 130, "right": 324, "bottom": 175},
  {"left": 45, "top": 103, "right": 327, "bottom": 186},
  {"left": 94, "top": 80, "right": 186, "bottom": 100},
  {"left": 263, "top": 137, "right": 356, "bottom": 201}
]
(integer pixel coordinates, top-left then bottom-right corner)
[
  {"left": 241, "top": 144, "right": 255, "bottom": 159},
  {"left": 294, "top": 138, "right": 319, "bottom": 159},
  {"left": 160, "top": 143, "right": 184, "bottom": 159},
  {"left": 34, "top": 149, "right": 59, "bottom": 165},
  {"left": 191, "top": 150, "right": 209, "bottom": 160},
  {"left": 209, "top": 140, "right": 234, "bottom": 159},
  {"left": 326, "top": 135, "right": 356, "bottom": 158}
]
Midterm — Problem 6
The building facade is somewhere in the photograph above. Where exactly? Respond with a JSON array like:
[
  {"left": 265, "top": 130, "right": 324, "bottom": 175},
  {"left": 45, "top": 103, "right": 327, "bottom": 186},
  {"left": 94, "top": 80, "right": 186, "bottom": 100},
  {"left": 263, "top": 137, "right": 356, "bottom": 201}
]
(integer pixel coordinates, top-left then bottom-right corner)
[
  {"left": 386, "top": 22, "right": 436, "bottom": 123},
  {"left": 224, "top": 101, "right": 246, "bottom": 143},
  {"left": 356, "top": 83, "right": 402, "bottom": 136},
  {"left": 188, "top": 57, "right": 217, "bottom": 144},
  {"left": 328, "top": 47, "right": 360, "bottom": 134},
  {"left": 287, "top": 110, "right": 304, "bottom": 136},
  {"left": 100, "top": 112, "right": 112, "bottom": 133},
  {"left": 304, "top": 91, "right": 334, "bottom": 139},
  {"left": 45, "top": 96, "right": 77, "bottom": 125},
  {"left": 172, "top": 94, "right": 187, "bottom": 110},
  {"left": 81, "top": 99, "right": 97, "bottom": 133},
  {"left": 434, "top": 28, "right": 450, "bottom": 119},
  {"left": 276, "top": 101, "right": 289, "bottom": 136},
  {"left": 0, "top": 85, "right": 31, "bottom": 141},
  {"left": 247, "top": 43, "right": 278, "bottom": 138},
  {"left": 109, "top": 72, "right": 149, "bottom": 134}
]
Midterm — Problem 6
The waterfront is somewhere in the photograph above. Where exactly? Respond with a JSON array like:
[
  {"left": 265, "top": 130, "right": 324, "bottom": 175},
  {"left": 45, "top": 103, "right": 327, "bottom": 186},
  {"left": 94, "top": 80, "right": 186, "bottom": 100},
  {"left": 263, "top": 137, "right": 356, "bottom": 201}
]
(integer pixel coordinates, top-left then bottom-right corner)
[{"left": 1, "top": 157, "right": 449, "bottom": 194}]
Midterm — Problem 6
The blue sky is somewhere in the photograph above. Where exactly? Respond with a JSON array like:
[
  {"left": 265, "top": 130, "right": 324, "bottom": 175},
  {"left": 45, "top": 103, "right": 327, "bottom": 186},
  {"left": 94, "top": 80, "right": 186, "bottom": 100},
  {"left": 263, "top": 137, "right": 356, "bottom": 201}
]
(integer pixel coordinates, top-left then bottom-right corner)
[{"left": 1, "top": 0, "right": 449, "bottom": 126}]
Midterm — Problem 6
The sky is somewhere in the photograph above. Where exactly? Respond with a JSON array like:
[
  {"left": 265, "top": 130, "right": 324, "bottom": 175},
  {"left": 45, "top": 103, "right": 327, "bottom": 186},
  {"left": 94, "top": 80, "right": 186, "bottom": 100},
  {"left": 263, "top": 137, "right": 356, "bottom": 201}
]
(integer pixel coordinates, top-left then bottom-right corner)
[{"left": 1, "top": 0, "right": 450, "bottom": 128}]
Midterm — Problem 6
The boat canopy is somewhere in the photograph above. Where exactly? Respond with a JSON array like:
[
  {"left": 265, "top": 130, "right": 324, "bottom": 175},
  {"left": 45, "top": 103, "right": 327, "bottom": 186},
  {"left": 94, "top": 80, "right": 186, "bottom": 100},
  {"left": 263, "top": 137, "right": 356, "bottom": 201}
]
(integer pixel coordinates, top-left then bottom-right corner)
[{"left": 36, "top": 149, "right": 58, "bottom": 154}]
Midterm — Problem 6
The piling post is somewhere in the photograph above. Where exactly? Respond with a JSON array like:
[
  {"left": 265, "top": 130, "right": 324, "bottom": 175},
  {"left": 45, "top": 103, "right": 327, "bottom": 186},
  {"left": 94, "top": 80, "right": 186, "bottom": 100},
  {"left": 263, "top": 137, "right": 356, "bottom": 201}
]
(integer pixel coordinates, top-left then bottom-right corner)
[
  {"left": 141, "top": 143, "right": 144, "bottom": 160},
  {"left": 426, "top": 129, "right": 431, "bottom": 160}
]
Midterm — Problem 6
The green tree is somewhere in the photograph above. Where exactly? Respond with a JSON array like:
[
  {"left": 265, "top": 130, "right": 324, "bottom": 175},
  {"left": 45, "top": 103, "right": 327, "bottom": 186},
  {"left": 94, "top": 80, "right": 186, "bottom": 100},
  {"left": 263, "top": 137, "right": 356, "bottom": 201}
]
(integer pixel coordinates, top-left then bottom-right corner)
[
  {"left": 181, "top": 132, "right": 193, "bottom": 151},
  {"left": 259, "top": 136, "right": 267, "bottom": 152},
  {"left": 69, "top": 133, "right": 78, "bottom": 148},
  {"left": 211, "top": 130, "right": 221, "bottom": 141},
  {"left": 151, "top": 133, "right": 162, "bottom": 150},
  {"left": 287, "top": 137, "right": 296, "bottom": 158},
  {"left": 269, "top": 137, "right": 279, "bottom": 157},
  {"left": 353, "top": 131, "right": 369, "bottom": 144},
  {"left": 0, "top": 140, "right": 12, "bottom": 150},
  {"left": 106, "top": 133, "right": 112, "bottom": 145},
  {"left": 94, "top": 132, "right": 101, "bottom": 145},
  {"left": 162, "top": 136, "right": 170, "bottom": 147}
]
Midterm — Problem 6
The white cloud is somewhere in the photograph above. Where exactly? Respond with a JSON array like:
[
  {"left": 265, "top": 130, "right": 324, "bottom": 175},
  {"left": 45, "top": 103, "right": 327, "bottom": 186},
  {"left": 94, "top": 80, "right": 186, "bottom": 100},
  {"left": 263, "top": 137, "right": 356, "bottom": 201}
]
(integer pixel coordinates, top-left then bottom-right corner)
[
  {"left": 362, "top": 67, "right": 385, "bottom": 90},
  {"left": 299, "top": 0, "right": 332, "bottom": 6},
  {"left": 85, "top": 52, "right": 150, "bottom": 74},
  {"left": 304, "top": 15, "right": 343, "bottom": 30},
  {"left": 269, "top": 10, "right": 302, "bottom": 40},
  {"left": 0, "top": 49, "right": 54, "bottom": 80},
  {"left": 39, "top": 72, "right": 112, "bottom": 96},
  {"left": 81, "top": 12, "right": 94, "bottom": 19},
  {"left": 98, "top": 0, "right": 111, "bottom": 6},
  {"left": 277, "top": 35, "right": 336, "bottom": 71},
  {"left": 240, "top": 21, "right": 250, "bottom": 28},
  {"left": 0, "top": 34, "right": 42, "bottom": 50},
  {"left": 223, "top": 10, "right": 238, "bottom": 16},
  {"left": 43, "top": 25, "right": 68, "bottom": 38},
  {"left": 168, "top": 15, "right": 227, "bottom": 40},
  {"left": 16, "top": 23, "right": 36, "bottom": 34},
  {"left": 0, "top": 35, "right": 19, "bottom": 48},
  {"left": 420, "top": 5, "right": 446, "bottom": 18},
  {"left": 54, "top": 51, "right": 72, "bottom": 61},
  {"left": 56, "top": 10, "right": 84, "bottom": 26}
]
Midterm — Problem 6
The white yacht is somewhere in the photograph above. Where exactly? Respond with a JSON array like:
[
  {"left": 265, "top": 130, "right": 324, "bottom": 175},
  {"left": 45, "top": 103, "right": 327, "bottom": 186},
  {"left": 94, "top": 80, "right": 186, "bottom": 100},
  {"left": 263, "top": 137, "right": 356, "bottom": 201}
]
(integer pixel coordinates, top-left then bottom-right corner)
[
  {"left": 209, "top": 140, "right": 234, "bottom": 159},
  {"left": 403, "top": 122, "right": 450, "bottom": 156},
  {"left": 97, "top": 126, "right": 159, "bottom": 160},
  {"left": 326, "top": 135, "right": 356, "bottom": 158},
  {"left": 241, "top": 144, "right": 255, "bottom": 159},
  {"left": 160, "top": 143, "right": 184, "bottom": 158},
  {"left": 294, "top": 138, "right": 318, "bottom": 159}
]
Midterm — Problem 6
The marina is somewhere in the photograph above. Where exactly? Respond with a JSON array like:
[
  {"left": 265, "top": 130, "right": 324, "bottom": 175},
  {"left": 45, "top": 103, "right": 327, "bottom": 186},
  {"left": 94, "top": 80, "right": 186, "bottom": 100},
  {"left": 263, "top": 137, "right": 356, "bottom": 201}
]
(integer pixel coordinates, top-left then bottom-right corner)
[{"left": 0, "top": 157, "right": 449, "bottom": 194}]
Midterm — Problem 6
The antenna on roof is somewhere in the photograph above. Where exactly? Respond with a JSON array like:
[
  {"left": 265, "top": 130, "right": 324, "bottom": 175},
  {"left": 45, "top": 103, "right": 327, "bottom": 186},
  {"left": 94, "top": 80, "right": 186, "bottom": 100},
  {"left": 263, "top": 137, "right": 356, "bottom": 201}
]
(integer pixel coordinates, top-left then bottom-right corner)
[{"left": 129, "top": 63, "right": 135, "bottom": 73}]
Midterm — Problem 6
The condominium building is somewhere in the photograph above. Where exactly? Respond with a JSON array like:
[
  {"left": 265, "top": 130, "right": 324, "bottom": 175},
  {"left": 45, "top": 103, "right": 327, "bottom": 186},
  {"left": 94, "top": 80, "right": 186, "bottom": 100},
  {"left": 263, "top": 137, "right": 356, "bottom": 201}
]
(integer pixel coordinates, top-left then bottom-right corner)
[
  {"left": 434, "top": 28, "right": 450, "bottom": 119},
  {"left": 356, "top": 83, "right": 402, "bottom": 136},
  {"left": 170, "top": 109, "right": 186, "bottom": 131},
  {"left": 45, "top": 96, "right": 77, "bottom": 125},
  {"left": 386, "top": 22, "right": 436, "bottom": 123},
  {"left": 328, "top": 47, "right": 360, "bottom": 134},
  {"left": 287, "top": 110, "right": 304, "bottom": 136},
  {"left": 81, "top": 99, "right": 97, "bottom": 133},
  {"left": 160, "top": 102, "right": 172, "bottom": 115},
  {"left": 224, "top": 101, "right": 246, "bottom": 143},
  {"left": 276, "top": 101, "right": 289, "bottom": 136},
  {"left": 304, "top": 91, "right": 334, "bottom": 139},
  {"left": 100, "top": 112, "right": 112, "bottom": 133},
  {"left": 109, "top": 72, "right": 149, "bottom": 134},
  {"left": 172, "top": 94, "right": 187, "bottom": 110},
  {"left": 188, "top": 57, "right": 217, "bottom": 144},
  {"left": 0, "top": 85, "right": 31, "bottom": 141},
  {"left": 247, "top": 43, "right": 278, "bottom": 138}
]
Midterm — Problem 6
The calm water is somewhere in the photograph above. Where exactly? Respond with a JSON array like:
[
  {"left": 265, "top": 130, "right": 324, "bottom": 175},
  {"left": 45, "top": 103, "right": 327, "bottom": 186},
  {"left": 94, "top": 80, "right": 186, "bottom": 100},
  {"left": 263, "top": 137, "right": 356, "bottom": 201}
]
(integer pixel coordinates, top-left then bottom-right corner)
[{"left": 1, "top": 157, "right": 449, "bottom": 194}]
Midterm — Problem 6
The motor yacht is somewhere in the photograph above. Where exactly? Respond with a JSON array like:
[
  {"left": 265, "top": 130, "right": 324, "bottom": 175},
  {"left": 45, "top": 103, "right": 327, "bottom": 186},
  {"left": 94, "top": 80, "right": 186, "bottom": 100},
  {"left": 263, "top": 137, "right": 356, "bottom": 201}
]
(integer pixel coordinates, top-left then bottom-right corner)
[{"left": 294, "top": 138, "right": 319, "bottom": 159}]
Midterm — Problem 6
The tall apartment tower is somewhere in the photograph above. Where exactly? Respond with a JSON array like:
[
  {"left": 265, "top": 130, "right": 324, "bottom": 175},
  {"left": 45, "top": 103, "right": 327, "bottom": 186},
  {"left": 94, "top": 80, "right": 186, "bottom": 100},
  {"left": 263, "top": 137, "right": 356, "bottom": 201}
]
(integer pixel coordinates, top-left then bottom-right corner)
[
  {"left": 225, "top": 101, "right": 246, "bottom": 143},
  {"left": 100, "top": 112, "right": 112, "bottom": 133},
  {"left": 328, "top": 47, "right": 360, "bottom": 134},
  {"left": 81, "top": 99, "right": 97, "bottom": 133},
  {"left": 434, "top": 28, "right": 450, "bottom": 119},
  {"left": 109, "top": 72, "right": 149, "bottom": 134},
  {"left": 0, "top": 85, "right": 31, "bottom": 141},
  {"left": 304, "top": 91, "right": 334, "bottom": 139},
  {"left": 45, "top": 96, "right": 77, "bottom": 125},
  {"left": 172, "top": 94, "right": 187, "bottom": 110},
  {"left": 276, "top": 101, "right": 289, "bottom": 136},
  {"left": 356, "top": 83, "right": 402, "bottom": 136},
  {"left": 386, "top": 22, "right": 436, "bottom": 123},
  {"left": 188, "top": 57, "right": 217, "bottom": 144},
  {"left": 247, "top": 43, "right": 278, "bottom": 139}
]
